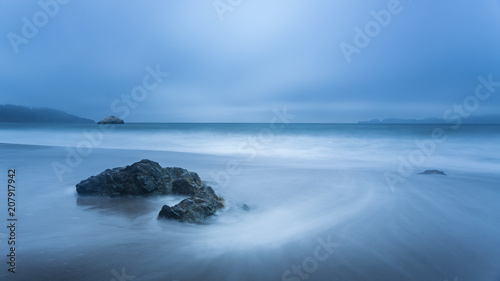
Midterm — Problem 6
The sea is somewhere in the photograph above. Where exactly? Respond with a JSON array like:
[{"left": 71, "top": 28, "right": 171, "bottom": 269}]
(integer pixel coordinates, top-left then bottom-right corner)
[{"left": 0, "top": 123, "right": 499, "bottom": 281}]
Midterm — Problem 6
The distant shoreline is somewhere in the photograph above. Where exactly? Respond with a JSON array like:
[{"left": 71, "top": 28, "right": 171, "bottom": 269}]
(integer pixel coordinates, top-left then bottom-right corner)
[{"left": 0, "top": 104, "right": 94, "bottom": 123}]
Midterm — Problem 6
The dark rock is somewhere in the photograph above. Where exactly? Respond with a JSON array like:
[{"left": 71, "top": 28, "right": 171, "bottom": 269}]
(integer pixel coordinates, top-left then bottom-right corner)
[
  {"left": 159, "top": 184, "right": 224, "bottom": 223},
  {"left": 418, "top": 170, "right": 447, "bottom": 176},
  {"left": 172, "top": 178, "right": 199, "bottom": 196},
  {"left": 75, "top": 159, "right": 224, "bottom": 223},
  {"left": 158, "top": 195, "right": 224, "bottom": 224},
  {"left": 97, "top": 115, "right": 124, "bottom": 124},
  {"left": 158, "top": 205, "right": 183, "bottom": 221},
  {"left": 77, "top": 159, "right": 174, "bottom": 196}
]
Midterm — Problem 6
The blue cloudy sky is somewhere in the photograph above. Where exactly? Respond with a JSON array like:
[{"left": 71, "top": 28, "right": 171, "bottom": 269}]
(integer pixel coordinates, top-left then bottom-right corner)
[{"left": 1, "top": 0, "right": 499, "bottom": 122}]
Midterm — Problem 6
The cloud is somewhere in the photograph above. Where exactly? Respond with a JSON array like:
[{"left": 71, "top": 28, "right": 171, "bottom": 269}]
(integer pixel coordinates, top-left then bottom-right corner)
[{"left": 0, "top": 0, "right": 499, "bottom": 122}]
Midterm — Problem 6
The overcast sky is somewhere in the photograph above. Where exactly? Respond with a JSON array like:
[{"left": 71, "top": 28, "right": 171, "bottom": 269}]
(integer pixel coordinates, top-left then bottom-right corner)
[{"left": 1, "top": 0, "right": 499, "bottom": 122}]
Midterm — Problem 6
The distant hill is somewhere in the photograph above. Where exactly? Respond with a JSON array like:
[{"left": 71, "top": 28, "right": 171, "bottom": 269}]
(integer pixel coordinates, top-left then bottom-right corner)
[
  {"left": 359, "top": 115, "right": 500, "bottom": 124},
  {"left": 359, "top": 118, "right": 442, "bottom": 124},
  {"left": 0, "top": 105, "right": 95, "bottom": 123}
]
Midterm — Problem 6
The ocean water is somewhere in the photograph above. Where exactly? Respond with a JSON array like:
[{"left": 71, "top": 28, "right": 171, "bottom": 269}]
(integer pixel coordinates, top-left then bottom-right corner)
[{"left": 0, "top": 123, "right": 499, "bottom": 281}]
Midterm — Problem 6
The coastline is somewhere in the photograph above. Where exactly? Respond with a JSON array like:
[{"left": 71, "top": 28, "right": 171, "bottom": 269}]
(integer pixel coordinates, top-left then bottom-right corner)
[{"left": 0, "top": 124, "right": 499, "bottom": 281}]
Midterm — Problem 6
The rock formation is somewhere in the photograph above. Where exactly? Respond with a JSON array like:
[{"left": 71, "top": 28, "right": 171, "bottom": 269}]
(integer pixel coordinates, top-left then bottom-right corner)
[
  {"left": 158, "top": 186, "right": 224, "bottom": 223},
  {"left": 76, "top": 159, "right": 224, "bottom": 223},
  {"left": 97, "top": 115, "right": 124, "bottom": 124},
  {"left": 418, "top": 170, "right": 446, "bottom": 175}
]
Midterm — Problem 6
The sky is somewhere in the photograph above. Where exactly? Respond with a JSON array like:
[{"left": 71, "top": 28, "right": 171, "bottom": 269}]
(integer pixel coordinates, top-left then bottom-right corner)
[{"left": 0, "top": 0, "right": 500, "bottom": 123}]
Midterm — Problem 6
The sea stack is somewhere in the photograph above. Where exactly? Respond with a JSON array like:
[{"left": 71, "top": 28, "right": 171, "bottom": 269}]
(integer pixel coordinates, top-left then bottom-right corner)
[
  {"left": 97, "top": 115, "right": 124, "bottom": 124},
  {"left": 418, "top": 170, "right": 447, "bottom": 175}
]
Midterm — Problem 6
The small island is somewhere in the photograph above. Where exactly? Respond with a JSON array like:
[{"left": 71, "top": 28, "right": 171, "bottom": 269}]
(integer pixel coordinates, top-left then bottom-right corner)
[
  {"left": 419, "top": 170, "right": 447, "bottom": 176},
  {"left": 97, "top": 115, "right": 124, "bottom": 124}
]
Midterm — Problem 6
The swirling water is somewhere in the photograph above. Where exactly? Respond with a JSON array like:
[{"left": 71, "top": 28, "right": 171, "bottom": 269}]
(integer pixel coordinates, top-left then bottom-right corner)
[{"left": 0, "top": 123, "right": 499, "bottom": 281}]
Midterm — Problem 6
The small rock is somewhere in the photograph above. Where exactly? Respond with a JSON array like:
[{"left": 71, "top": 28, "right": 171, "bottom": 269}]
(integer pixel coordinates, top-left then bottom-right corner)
[
  {"left": 159, "top": 194, "right": 224, "bottom": 224},
  {"left": 418, "top": 170, "right": 446, "bottom": 176},
  {"left": 97, "top": 115, "right": 124, "bottom": 124}
]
